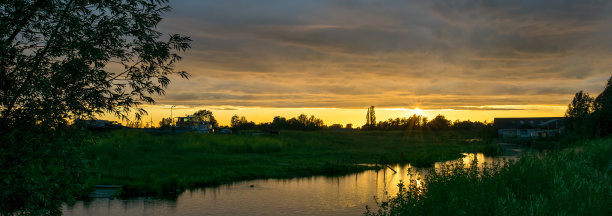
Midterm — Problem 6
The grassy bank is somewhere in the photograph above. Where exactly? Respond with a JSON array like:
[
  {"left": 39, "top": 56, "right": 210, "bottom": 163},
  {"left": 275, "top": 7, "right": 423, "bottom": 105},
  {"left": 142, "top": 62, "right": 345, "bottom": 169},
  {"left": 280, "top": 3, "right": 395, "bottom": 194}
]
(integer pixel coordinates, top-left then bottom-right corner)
[
  {"left": 84, "top": 130, "right": 497, "bottom": 197},
  {"left": 366, "top": 138, "right": 612, "bottom": 215}
]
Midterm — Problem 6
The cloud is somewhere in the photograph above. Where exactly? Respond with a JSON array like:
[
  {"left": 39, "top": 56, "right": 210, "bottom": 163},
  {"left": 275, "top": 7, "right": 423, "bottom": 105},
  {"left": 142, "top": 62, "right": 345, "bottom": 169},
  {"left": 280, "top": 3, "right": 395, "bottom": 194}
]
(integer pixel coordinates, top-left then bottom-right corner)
[
  {"left": 449, "top": 106, "right": 526, "bottom": 111},
  {"left": 210, "top": 107, "right": 239, "bottom": 111},
  {"left": 154, "top": 0, "right": 612, "bottom": 109}
]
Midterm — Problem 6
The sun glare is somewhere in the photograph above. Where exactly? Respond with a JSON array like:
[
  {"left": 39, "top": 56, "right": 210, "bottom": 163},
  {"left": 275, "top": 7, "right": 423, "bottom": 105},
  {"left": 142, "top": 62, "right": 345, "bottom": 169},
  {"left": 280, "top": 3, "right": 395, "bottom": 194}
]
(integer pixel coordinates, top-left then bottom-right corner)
[{"left": 412, "top": 108, "right": 423, "bottom": 116}]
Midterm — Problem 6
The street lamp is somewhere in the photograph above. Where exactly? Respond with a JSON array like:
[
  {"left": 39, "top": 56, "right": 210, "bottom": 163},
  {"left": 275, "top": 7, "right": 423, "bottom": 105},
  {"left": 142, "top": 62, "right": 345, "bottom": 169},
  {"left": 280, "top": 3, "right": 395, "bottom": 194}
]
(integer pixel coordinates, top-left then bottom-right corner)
[{"left": 170, "top": 105, "right": 176, "bottom": 127}]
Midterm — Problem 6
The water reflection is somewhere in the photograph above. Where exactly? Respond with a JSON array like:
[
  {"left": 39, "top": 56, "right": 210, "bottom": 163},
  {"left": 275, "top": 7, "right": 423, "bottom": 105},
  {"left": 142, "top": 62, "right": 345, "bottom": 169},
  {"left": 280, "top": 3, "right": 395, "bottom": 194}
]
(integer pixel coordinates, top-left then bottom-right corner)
[
  {"left": 435, "top": 152, "right": 516, "bottom": 170},
  {"left": 63, "top": 151, "right": 520, "bottom": 216}
]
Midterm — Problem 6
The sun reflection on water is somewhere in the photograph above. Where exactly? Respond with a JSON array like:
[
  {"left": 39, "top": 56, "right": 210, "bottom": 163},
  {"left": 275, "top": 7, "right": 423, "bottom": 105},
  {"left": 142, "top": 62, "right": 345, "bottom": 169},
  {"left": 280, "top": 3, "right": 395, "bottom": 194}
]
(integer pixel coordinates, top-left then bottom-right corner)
[{"left": 63, "top": 153, "right": 517, "bottom": 216}]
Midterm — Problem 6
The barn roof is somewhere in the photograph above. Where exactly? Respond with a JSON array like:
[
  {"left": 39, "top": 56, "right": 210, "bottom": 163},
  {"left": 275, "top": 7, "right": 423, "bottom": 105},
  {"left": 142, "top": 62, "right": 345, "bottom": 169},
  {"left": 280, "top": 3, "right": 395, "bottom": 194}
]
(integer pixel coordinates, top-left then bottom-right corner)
[{"left": 494, "top": 117, "right": 564, "bottom": 129}]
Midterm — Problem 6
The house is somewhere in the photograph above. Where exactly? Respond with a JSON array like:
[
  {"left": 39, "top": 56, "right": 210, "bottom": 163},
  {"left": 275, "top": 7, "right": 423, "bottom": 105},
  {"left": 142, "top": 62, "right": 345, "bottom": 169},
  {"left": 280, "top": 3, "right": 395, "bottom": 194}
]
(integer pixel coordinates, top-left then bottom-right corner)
[
  {"left": 175, "top": 115, "right": 212, "bottom": 133},
  {"left": 75, "top": 119, "right": 122, "bottom": 129},
  {"left": 494, "top": 117, "right": 564, "bottom": 139}
]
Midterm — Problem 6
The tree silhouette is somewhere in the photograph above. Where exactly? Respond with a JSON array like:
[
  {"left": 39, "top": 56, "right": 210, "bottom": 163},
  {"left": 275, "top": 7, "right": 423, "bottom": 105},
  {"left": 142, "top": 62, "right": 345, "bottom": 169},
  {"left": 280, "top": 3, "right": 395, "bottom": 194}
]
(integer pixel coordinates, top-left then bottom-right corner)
[
  {"left": 427, "top": 115, "right": 451, "bottom": 131},
  {"left": 593, "top": 76, "right": 612, "bottom": 136},
  {"left": 159, "top": 117, "right": 172, "bottom": 129},
  {"left": 271, "top": 116, "right": 288, "bottom": 129},
  {"left": 365, "top": 106, "right": 376, "bottom": 129},
  {"left": 231, "top": 114, "right": 255, "bottom": 130},
  {"left": 0, "top": 1, "right": 190, "bottom": 214},
  {"left": 193, "top": 109, "right": 218, "bottom": 129},
  {"left": 407, "top": 114, "right": 423, "bottom": 130},
  {"left": 565, "top": 91, "right": 594, "bottom": 137}
]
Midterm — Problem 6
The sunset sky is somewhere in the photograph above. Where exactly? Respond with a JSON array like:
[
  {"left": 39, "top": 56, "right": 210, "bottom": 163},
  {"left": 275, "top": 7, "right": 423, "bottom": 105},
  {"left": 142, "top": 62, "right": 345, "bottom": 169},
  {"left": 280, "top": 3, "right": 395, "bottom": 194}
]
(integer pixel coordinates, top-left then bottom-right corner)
[{"left": 110, "top": 0, "right": 612, "bottom": 126}]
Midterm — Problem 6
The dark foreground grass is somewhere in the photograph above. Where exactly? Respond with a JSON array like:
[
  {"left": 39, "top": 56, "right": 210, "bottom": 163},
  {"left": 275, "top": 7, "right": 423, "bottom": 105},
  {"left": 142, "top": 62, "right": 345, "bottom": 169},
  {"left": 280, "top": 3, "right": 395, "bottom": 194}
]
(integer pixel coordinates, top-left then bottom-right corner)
[
  {"left": 366, "top": 138, "right": 612, "bottom": 216},
  {"left": 84, "top": 129, "right": 496, "bottom": 197}
]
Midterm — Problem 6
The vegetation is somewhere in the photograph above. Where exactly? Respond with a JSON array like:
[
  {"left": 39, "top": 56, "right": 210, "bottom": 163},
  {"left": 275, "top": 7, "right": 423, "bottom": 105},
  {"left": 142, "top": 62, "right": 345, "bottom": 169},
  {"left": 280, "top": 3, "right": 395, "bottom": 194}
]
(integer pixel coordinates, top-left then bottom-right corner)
[
  {"left": 0, "top": 128, "right": 91, "bottom": 215},
  {"left": 0, "top": 0, "right": 189, "bottom": 214},
  {"left": 365, "top": 105, "right": 377, "bottom": 129},
  {"left": 85, "top": 130, "right": 498, "bottom": 197},
  {"left": 226, "top": 110, "right": 495, "bottom": 137},
  {"left": 159, "top": 117, "right": 172, "bottom": 129},
  {"left": 566, "top": 76, "right": 612, "bottom": 139},
  {"left": 365, "top": 138, "right": 612, "bottom": 216},
  {"left": 231, "top": 114, "right": 256, "bottom": 130},
  {"left": 192, "top": 109, "right": 219, "bottom": 128},
  {"left": 230, "top": 114, "right": 326, "bottom": 131}
]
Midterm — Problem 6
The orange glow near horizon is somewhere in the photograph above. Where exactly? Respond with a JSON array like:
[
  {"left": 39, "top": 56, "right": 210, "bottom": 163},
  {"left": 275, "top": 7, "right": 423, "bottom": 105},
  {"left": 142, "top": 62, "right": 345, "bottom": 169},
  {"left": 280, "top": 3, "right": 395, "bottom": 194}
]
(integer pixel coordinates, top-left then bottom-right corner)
[
  {"left": 412, "top": 108, "right": 423, "bottom": 116},
  {"left": 100, "top": 104, "right": 567, "bottom": 127}
]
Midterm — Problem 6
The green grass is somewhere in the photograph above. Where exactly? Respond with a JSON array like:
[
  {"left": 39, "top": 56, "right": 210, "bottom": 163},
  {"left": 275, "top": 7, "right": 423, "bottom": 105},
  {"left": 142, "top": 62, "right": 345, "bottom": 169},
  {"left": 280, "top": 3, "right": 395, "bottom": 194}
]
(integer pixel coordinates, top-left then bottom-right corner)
[
  {"left": 366, "top": 138, "right": 612, "bottom": 216},
  {"left": 85, "top": 129, "right": 497, "bottom": 197}
]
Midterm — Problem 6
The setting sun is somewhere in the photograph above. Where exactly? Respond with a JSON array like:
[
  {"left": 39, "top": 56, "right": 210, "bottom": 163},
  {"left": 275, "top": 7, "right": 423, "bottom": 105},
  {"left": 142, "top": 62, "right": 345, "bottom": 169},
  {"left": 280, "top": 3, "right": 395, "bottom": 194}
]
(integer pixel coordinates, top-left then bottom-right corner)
[{"left": 412, "top": 108, "right": 424, "bottom": 116}]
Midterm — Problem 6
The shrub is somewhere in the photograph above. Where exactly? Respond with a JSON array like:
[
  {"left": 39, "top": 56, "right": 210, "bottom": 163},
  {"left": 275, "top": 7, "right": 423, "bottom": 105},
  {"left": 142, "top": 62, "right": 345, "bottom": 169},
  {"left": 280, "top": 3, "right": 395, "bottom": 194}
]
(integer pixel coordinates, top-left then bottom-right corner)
[{"left": 366, "top": 139, "right": 612, "bottom": 215}]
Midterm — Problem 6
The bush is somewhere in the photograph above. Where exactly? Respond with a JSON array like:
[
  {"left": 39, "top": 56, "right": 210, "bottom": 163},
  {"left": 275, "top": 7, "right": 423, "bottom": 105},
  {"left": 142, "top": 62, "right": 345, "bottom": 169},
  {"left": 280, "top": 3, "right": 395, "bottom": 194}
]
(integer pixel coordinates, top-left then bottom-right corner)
[{"left": 0, "top": 128, "right": 90, "bottom": 215}]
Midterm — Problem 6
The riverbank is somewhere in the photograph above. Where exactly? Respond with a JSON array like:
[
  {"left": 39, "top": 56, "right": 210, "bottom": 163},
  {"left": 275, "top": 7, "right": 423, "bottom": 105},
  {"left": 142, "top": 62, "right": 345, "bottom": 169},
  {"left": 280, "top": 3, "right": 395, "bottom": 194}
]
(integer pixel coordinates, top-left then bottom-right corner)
[
  {"left": 366, "top": 138, "right": 612, "bottom": 215},
  {"left": 84, "top": 130, "right": 498, "bottom": 197}
]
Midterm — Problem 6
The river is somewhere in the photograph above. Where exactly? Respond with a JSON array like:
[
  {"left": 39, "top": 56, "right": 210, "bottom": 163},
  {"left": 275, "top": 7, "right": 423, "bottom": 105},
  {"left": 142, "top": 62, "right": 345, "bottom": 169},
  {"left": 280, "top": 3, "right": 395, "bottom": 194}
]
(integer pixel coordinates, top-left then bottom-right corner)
[{"left": 63, "top": 144, "right": 525, "bottom": 216}]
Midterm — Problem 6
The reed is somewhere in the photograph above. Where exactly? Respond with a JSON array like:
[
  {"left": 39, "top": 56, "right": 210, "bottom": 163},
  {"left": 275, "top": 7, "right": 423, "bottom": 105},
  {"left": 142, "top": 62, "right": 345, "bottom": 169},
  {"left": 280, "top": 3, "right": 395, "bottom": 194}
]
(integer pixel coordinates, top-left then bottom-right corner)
[{"left": 365, "top": 138, "right": 612, "bottom": 216}]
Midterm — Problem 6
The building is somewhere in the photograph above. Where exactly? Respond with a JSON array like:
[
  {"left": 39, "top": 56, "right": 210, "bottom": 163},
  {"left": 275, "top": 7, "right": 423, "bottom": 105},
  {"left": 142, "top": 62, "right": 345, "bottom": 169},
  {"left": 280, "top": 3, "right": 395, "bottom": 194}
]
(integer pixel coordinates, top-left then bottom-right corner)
[
  {"left": 494, "top": 117, "right": 564, "bottom": 139},
  {"left": 75, "top": 119, "right": 122, "bottom": 129},
  {"left": 175, "top": 115, "right": 213, "bottom": 133}
]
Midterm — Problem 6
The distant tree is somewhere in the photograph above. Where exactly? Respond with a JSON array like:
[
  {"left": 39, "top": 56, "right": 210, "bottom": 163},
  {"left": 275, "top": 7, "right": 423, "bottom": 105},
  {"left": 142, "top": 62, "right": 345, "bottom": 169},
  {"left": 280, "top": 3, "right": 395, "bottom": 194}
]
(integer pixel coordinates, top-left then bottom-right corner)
[
  {"left": 427, "top": 115, "right": 451, "bottom": 130},
  {"left": 366, "top": 114, "right": 430, "bottom": 131},
  {"left": 287, "top": 117, "right": 300, "bottom": 129},
  {"left": 266, "top": 114, "right": 325, "bottom": 130},
  {"left": 231, "top": 115, "right": 241, "bottom": 128},
  {"left": 271, "top": 116, "right": 288, "bottom": 129},
  {"left": 127, "top": 120, "right": 143, "bottom": 128},
  {"left": 365, "top": 106, "right": 376, "bottom": 129},
  {"left": 565, "top": 91, "right": 594, "bottom": 137},
  {"left": 407, "top": 114, "right": 423, "bottom": 130},
  {"left": 159, "top": 117, "right": 172, "bottom": 129},
  {"left": 291, "top": 114, "right": 324, "bottom": 130},
  {"left": 298, "top": 114, "right": 309, "bottom": 126},
  {"left": 451, "top": 120, "right": 475, "bottom": 131},
  {"left": 192, "top": 110, "right": 218, "bottom": 129},
  {"left": 0, "top": 1, "right": 190, "bottom": 214},
  {"left": 231, "top": 114, "right": 255, "bottom": 130},
  {"left": 307, "top": 115, "right": 325, "bottom": 129},
  {"left": 328, "top": 124, "right": 343, "bottom": 129}
]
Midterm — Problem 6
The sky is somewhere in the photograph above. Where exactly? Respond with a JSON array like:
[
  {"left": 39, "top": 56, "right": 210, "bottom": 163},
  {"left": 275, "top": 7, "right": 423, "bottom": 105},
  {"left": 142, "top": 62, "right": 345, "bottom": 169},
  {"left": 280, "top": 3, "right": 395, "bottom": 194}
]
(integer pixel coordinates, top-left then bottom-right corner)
[{"left": 108, "top": 0, "right": 612, "bottom": 127}]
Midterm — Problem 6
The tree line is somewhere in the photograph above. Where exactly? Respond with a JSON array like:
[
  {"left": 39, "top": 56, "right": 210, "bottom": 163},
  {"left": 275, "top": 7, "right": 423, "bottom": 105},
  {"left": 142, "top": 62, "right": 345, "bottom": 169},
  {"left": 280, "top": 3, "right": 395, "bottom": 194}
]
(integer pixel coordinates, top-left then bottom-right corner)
[
  {"left": 231, "top": 114, "right": 325, "bottom": 131},
  {"left": 565, "top": 75, "right": 612, "bottom": 139},
  {"left": 367, "top": 114, "right": 494, "bottom": 131},
  {"left": 225, "top": 107, "right": 493, "bottom": 133}
]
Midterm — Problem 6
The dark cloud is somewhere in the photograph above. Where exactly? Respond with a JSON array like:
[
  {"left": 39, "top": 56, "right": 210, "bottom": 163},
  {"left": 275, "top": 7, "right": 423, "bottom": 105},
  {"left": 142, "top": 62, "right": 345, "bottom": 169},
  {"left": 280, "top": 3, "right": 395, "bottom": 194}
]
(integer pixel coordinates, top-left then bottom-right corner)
[{"left": 156, "top": 0, "right": 612, "bottom": 108}]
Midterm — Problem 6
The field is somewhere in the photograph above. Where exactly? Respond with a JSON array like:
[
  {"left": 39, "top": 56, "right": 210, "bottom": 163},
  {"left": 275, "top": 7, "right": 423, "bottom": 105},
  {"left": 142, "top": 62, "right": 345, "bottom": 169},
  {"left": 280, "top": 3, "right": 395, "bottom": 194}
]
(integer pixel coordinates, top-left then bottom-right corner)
[
  {"left": 84, "top": 129, "right": 498, "bottom": 197},
  {"left": 366, "top": 138, "right": 612, "bottom": 215}
]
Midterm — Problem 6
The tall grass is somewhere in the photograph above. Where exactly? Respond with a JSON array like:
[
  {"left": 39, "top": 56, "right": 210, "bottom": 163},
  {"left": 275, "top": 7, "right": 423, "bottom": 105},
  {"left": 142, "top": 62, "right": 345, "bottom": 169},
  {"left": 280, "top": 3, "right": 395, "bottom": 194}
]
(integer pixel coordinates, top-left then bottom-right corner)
[
  {"left": 366, "top": 139, "right": 612, "bottom": 215},
  {"left": 85, "top": 129, "right": 496, "bottom": 197}
]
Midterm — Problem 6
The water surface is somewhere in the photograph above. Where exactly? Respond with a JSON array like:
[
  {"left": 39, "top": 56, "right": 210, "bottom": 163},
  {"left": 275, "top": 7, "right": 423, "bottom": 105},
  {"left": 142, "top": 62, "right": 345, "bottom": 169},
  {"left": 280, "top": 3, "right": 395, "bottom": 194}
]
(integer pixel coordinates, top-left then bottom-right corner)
[{"left": 63, "top": 148, "right": 523, "bottom": 216}]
